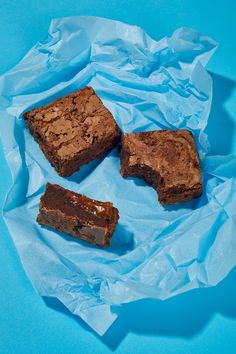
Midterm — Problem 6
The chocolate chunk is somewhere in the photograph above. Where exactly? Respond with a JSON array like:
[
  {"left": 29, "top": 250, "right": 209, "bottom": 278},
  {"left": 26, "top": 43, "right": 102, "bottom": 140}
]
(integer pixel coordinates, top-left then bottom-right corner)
[
  {"left": 120, "top": 130, "right": 202, "bottom": 205},
  {"left": 23, "top": 86, "right": 121, "bottom": 177},
  {"left": 37, "top": 183, "right": 119, "bottom": 246}
]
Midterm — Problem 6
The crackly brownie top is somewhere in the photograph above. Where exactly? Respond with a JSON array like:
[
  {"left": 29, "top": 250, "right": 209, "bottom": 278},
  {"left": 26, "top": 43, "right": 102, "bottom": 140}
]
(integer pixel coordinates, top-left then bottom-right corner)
[
  {"left": 23, "top": 86, "right": 120, "bottom": 160},
  {"left": 41, "top": 183, "right": 117, "bottom": 227},
  {"left": 122, "top": 130, "right": 201, "bottom": 189}
]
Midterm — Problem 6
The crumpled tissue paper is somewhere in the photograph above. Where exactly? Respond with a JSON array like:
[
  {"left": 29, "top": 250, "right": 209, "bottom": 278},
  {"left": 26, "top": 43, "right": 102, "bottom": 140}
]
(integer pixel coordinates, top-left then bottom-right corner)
[{"left": 1, "top": 16, "right": 236, "bottom": 336}]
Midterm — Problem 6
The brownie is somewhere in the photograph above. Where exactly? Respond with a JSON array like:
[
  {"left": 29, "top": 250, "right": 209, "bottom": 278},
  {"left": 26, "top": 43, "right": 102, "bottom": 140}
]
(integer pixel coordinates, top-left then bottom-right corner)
[
  {"left": 120, "top": 130, "right": 202, "bottom": 205},
  {"left": 23, "top": 86, "right": 121, "bottom": 177},
  {"left": 37, "top": 183, "right": 119, "bottom": 246}
]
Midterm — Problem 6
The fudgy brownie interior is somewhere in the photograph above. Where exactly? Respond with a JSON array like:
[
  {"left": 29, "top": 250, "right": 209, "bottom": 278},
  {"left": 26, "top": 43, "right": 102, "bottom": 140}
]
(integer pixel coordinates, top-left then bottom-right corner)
[{"left": 37, "top": 183, "right": 119, "bottom": 246}]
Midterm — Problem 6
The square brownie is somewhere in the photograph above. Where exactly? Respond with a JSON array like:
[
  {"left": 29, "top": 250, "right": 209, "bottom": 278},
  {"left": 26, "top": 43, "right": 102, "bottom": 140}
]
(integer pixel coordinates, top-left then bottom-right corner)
[
  {"left": 37, "top": 183, "right": 119, "bottom": 246},
  {"left": 23, "top": 87, "right": 121, "bottom": 177},
  {"left": 120, "top": 130, "right": 202, "bottom": 205}
]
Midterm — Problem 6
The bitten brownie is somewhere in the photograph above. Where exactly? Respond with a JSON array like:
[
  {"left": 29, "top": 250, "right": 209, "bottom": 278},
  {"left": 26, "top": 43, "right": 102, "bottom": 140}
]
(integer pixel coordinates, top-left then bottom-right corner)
[
  {"left": 37, "top": 183, "right": 119, "bottom": 246},
  {"left": 23, "top": 87, "right": 121, "bottom": 177},
  {"left": 120, "top": 130, "right": 202, "bottom": 205}
]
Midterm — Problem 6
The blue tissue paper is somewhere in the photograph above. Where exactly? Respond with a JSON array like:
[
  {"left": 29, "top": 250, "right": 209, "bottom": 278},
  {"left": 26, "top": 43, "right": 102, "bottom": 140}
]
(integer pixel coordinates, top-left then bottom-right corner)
[{"left": 1, "top": 17, "right": 236, "bottom": 335}]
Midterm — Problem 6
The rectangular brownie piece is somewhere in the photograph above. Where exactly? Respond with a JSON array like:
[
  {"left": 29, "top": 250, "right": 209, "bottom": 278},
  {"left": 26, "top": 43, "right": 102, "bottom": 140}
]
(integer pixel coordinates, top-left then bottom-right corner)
[
  {"left": 37, "top": 183, "right": 119, "bottom": 246},
  {"left": 120, "top": 129, "right": 202, "bottom": 205},
  {"left": 23, "top": 86, "right": 121, "bottom": 177}
]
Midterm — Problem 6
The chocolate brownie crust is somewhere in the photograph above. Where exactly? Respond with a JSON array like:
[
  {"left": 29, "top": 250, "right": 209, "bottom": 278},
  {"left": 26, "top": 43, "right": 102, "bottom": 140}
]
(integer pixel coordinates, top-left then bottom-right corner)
[
  {"left": 24, "top": 87, "right": 121, "bottom": 176},
  {"left": 120, "top": 130, "right": 202, "bottom": 205},
  {"left": 37, "top": 183, "right": 119, "bottom": 246}
]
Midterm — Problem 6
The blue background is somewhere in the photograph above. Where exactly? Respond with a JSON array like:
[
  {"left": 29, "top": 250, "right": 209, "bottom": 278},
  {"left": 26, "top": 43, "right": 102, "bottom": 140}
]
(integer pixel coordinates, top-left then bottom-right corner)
[{"left": 0, "top": 1, "right": 236, "bottom": 353}]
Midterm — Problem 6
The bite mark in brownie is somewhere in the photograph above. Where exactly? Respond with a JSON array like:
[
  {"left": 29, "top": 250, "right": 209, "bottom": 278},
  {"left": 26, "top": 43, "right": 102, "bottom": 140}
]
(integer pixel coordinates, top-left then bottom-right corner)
[
  {"left": 23, "top": 86, "right": 121, "bottom": 177},
  {"left": 37, "top": 183, "right": 119, "bottom": 246},
  {"left": 120, "top": 130, "right": 202, "bottom": 205}
]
